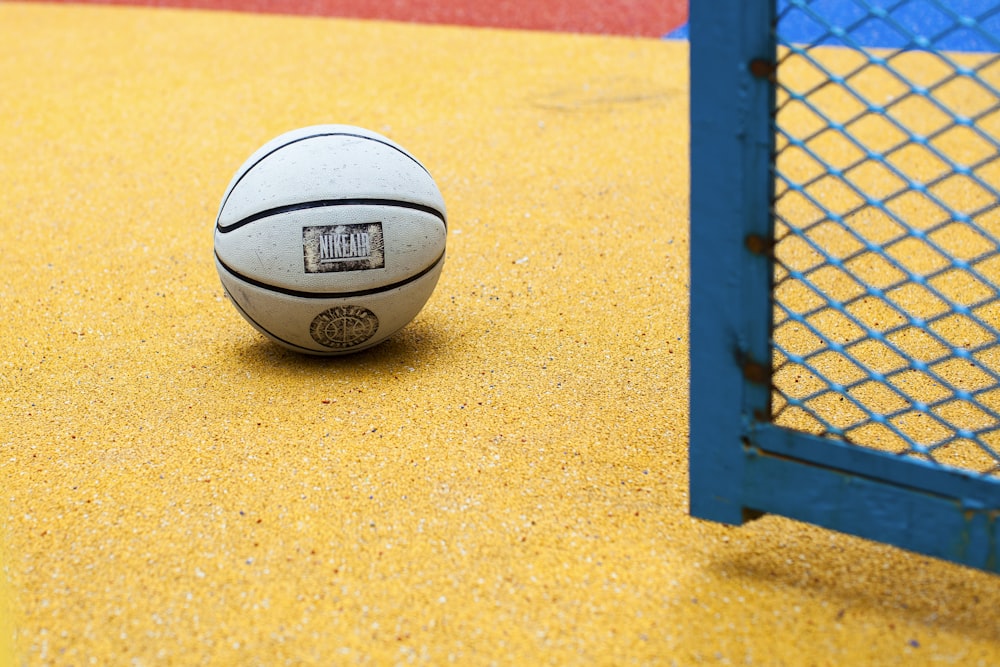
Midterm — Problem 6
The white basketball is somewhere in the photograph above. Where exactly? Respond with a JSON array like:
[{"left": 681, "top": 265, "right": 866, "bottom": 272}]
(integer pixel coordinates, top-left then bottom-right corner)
[{"left": 213, "top": 125, "right": 447, "bottom": 355}]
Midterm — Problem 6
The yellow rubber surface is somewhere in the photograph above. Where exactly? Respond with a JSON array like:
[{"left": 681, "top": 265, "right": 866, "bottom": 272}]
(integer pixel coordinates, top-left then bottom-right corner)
[
  {"left": 1, "top": 3, "right": 998, "bottom": 664},
  {"left": 0, "top": 544, "right": 11, "bottom": 667}
]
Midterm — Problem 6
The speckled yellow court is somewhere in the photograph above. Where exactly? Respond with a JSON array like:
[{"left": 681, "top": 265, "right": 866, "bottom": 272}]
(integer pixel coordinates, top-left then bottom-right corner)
[{"left": 1, "top": 3, "right": 998, "bottom": 665}]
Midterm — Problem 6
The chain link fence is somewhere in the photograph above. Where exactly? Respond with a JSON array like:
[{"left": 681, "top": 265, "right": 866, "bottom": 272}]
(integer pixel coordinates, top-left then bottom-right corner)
[{"left": 771, "top": 0, "right": 1000, "bottom": 476}]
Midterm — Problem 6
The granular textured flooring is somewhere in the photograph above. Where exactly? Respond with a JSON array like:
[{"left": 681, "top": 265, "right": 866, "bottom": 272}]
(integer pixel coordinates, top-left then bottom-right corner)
[{"left": 1, "top": 2, "right": 999, "bottom": 665}]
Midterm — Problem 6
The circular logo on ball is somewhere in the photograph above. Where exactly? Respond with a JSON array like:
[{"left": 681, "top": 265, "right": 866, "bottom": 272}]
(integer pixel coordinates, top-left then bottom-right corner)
[{"left": 310, "top": 305, "right": 380, "bottom": 349}]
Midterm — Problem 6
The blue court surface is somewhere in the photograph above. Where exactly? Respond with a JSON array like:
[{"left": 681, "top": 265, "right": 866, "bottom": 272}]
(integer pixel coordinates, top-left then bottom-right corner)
[{"left": 669, "top": 0, "right": 1000, "bottom": 52}]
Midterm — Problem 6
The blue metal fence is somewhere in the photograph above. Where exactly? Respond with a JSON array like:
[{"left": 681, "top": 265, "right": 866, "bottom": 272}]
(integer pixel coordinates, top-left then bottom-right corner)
[{"left": 689, "top": 0, "right": 1000, "bottom": 572}]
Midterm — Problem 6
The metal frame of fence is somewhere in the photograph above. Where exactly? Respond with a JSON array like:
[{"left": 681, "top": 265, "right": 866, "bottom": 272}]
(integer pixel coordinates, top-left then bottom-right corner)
[{"left": 689, "top": 0, "right": 1000, "bottom": 573}]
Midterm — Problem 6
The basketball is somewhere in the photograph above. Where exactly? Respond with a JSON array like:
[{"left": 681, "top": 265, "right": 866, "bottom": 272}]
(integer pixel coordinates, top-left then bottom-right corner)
[{"left": 213, "top": 125, "right": 447, "bottom": 355}]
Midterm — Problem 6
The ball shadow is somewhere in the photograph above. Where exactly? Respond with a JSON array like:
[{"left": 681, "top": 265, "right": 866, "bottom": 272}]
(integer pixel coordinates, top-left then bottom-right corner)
[{"left": 231, "top": 317, "right": 451, "bottom": 376}]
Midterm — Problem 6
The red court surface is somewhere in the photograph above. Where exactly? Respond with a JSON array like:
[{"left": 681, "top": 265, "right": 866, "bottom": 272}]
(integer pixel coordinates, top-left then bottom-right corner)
[{"left": 26, "top": 0, "right": 688, "bottom": 35}]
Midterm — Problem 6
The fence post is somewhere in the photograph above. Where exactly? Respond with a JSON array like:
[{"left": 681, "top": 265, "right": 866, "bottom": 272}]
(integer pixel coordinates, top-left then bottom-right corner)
[{"left": 689, "top": 0, "right": 776, "bottom": 524}]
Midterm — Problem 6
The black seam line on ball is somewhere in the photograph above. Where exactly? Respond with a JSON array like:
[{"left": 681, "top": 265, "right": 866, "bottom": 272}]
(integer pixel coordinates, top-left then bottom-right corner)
[
  {"left": 216, "top": 198, "right": 447, "bottom": 234},
  {"left": 215, "top": 249, "right": 445, "bottom": 299},
  {"left": 226, "top": 290, "right": 326, "bottom": 354},
  {"left": 214, "top": 131, "right": 434, "bottom": 227}
]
